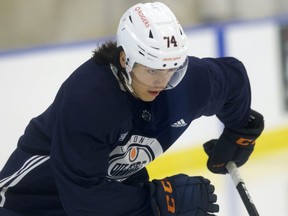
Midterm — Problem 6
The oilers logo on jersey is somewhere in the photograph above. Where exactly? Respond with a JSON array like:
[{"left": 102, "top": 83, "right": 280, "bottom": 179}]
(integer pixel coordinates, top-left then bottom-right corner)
[{"left": 107, "top": 135, "right": 163, "bottom": 181}]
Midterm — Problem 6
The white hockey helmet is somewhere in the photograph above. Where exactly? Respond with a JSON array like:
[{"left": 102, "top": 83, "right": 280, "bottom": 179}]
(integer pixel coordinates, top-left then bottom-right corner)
[{"left": 117, "top": 2, "right": 189, "bottom": 89}]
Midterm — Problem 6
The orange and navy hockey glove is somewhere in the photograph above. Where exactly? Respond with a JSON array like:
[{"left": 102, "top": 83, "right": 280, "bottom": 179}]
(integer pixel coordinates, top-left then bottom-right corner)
[
  {"left": 149, "top": 174, "right": 219, "bottom": 216},
  {"left": 204, "top": 109, "right": 264, "bottom": 174}
]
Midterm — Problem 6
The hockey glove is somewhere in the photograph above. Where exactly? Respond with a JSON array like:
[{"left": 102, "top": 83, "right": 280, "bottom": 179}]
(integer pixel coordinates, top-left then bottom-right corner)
[
  {"left": 149, "top": 174, "right": 219, "bottom": 216},
  {"left": 204, "top": 109, "right": 264, "bottom": 174}
]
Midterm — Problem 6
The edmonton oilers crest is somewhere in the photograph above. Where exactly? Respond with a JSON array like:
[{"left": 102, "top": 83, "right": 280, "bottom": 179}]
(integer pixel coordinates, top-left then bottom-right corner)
[{"left": 107, "top": 135, "right": 163, "bottom": 181}]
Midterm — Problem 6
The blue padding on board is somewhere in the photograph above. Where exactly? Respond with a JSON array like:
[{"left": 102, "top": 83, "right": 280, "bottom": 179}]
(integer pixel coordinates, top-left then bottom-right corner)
[{"left": 216, "top": 26, "right": 226, "bottom": 57}]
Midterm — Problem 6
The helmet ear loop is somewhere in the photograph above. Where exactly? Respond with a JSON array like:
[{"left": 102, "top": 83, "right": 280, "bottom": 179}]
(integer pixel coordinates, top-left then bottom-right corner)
[
  {"left": 124, "top": 57, "right": 132, "bottom": 85},
  {"left": 112, "top": 46, "right": 134, "bottom": 92},
  {"left": 112, "top": 46, "right": 125, "bottom": 70}
]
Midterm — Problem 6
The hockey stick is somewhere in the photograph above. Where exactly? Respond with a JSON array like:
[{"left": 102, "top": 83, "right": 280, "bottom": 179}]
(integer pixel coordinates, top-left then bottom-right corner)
[{"left": 226, "top": 161, "right": 260, "bottom": 216}]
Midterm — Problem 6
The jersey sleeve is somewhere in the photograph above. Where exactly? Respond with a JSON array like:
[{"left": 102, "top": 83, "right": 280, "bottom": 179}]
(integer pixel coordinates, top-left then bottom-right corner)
[
  {"left": 200, "top": 57, "right": 252, "bottom": 128},
  {"left": 49, "top": 85, "right": 153, "bottom": 216}
]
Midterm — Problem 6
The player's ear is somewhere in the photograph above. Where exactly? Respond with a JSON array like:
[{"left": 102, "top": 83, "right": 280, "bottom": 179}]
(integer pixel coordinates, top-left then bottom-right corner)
[{"left": 119, "top": 51, "right": 126, "bottom": 68}]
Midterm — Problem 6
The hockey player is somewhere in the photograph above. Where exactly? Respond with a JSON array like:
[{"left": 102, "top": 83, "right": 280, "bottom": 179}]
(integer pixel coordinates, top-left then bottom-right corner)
[{"left": 0, "top": 2, "right": 264, "bottom": 216}]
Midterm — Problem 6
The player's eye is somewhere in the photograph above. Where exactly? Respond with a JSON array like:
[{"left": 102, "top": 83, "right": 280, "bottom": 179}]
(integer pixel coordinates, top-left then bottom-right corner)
[
  {"left": 147, "top": 69, "right": 158, "bottom": 74},
  {"left": 147, "top": 68, "right": 176, "bottom": 74},
  {"left": 167, "top": 68, "right": 177, "bottom": 73}
]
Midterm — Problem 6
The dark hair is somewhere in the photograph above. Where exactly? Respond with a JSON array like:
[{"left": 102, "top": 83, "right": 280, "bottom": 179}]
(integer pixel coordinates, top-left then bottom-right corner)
[{"left": 92, "top": 40, "right": 118, "bottom": 64}]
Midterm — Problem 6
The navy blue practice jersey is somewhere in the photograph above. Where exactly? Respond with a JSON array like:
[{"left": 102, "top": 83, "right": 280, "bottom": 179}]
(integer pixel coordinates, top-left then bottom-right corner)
[{"left": 15, "top": 56, "right": 251, "bottom": 215}]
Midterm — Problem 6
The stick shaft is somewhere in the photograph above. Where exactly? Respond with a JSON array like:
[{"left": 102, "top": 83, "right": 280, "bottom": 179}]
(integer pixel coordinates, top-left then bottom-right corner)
[{"left": 226, "top": 162, "right": 260, "bottom": 216}]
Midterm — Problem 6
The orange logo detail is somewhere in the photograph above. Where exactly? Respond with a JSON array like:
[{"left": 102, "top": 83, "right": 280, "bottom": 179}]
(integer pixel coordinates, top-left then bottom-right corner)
[
  {"left": 161, "top": 180, "right": 176, "bottom": 213},
  {"left": 129, "top": 147, "right": 138, "bottom": 162},
  {"left": 236, "top": 138, "right": 255, "bottom": 146},
  {"left": 212, "top": 163, "right": 225, "bottom": 168}
]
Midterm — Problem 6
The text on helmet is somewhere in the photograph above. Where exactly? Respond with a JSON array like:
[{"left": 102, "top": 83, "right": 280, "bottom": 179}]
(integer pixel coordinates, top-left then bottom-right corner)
[
  {"left": 135, "top": 7, "right": 150, "bottom": 28},
  {"left": 163, "top": 57, "right": 181, "bottom": 61}
]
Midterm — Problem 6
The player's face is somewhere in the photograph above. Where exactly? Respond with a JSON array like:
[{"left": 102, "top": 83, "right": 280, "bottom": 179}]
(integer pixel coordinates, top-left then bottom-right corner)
[{"left": 131, "top": 64, "right": 176, "bottom": 101}]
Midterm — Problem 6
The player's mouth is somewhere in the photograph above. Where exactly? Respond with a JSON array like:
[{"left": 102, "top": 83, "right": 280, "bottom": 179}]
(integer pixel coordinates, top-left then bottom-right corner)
[{"left": 148, "top": 90, "right": 162, "bottom": 97}]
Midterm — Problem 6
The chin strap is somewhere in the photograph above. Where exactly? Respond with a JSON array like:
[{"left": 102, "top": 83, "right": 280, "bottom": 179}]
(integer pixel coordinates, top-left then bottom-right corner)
[
  {"left": 110, "top": 64, "right": 134, "bottom": 93},
  {"left": 118, "top": 67, "right": 134, "bottom": 93}
]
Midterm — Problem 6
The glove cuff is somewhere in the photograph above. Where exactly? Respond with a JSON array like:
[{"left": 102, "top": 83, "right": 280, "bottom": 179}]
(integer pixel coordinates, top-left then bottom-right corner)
[{"left": 227, "top": 109, "right": 264, "bottom": 146}]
